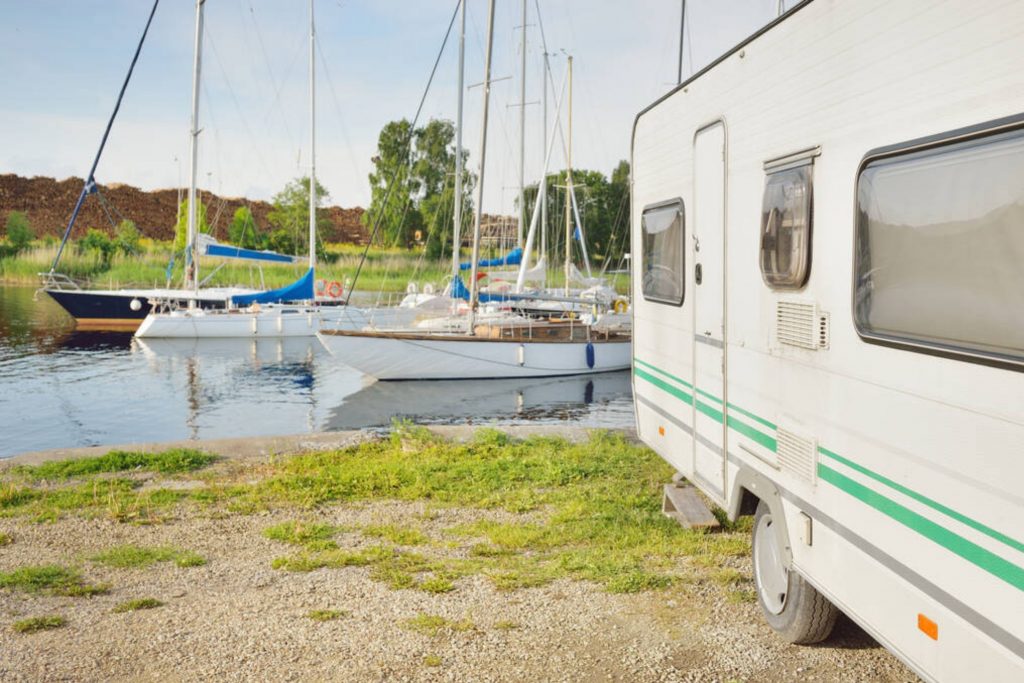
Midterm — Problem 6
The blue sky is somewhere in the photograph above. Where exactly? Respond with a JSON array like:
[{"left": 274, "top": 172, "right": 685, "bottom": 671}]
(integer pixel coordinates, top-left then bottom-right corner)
[{"left": 0, "top": 0, "right": 785, "bottom": 212}]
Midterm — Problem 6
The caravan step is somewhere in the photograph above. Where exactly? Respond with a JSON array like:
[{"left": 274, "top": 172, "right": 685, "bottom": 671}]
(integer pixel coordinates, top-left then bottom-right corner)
[{"left": 662, "top": 481, "right": 720, "bottom": 529}]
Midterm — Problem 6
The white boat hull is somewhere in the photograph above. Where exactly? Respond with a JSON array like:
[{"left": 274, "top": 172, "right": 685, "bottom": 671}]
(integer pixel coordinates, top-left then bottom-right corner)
[
  {"left": 320, "top": 330, "right": 631, "bottom": 380},
  {"left": 136, "top": 306, "right": 320, "bottom": 338}
]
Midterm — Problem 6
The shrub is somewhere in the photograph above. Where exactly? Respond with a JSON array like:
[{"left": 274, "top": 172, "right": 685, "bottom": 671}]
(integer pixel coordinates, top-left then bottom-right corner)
[{"left": 5, "top": 211, "right": 34, "bottom": 254}]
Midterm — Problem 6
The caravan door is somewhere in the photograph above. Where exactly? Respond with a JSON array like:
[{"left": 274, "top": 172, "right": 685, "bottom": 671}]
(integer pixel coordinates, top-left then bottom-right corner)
[{"left": 691, "top": 122, "right": 727, "bottom": 500}]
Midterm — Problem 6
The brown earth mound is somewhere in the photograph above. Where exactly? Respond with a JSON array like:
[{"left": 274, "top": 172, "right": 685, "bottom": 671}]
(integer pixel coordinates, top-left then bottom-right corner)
[{"left": 0, "top": 174, "right": 368, "bottom": 244}]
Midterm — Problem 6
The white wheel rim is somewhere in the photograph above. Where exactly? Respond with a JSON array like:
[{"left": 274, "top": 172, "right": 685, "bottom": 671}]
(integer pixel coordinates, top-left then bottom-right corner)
[{"left": 754, "top": 512, "right": 789, "bottom": 615}]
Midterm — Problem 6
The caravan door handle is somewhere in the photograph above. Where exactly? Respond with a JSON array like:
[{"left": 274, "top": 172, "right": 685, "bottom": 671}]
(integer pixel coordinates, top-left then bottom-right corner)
[{"left": 695, "top": 263, "right": 703, "bottom": 285}]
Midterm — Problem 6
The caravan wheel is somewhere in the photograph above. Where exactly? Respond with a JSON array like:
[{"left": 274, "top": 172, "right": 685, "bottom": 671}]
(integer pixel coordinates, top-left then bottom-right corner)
[{"left": 752, "top": 501, "right": 838, "bottom": 644}]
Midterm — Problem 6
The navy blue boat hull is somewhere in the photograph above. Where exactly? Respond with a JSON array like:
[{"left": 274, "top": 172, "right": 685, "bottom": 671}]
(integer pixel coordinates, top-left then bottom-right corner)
[{"left": 45, "top": 289, "right": 229, "bottom": 330}]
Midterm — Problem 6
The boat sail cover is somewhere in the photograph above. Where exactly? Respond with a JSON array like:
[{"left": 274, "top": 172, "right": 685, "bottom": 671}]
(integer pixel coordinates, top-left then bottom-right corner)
[
  {"left": 231, "top": 268, "right": 315, "bottom": 305},
  {"left": 458, "top": 248, "right": 522, "bottom": 271},
  {"left": 450, "top": 274, "right": 511, "bottom": 303},
  {"left": 199, "top": 234, "right": 299, "bottom": 264}
]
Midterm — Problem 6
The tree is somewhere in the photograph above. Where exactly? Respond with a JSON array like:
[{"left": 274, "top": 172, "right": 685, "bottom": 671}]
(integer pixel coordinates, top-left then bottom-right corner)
[
  {"left": 114, "top": 219, "right": 141, "bottom": 256},
  {"left": 227, "top": 206, "right": 262, "bottom": 249},
  {"left": 363, "top": 118, "right": 474, "bottom": 250},
  {"left": 5, "top": 211, "right": 34, "bottom": 254},
  {"left": 267, "top": 177, "right": 330, "bottom": 256},
  {"left": 266, "top": 228, "right": 296, "bottom": 256},
  {"left": 173, "top": 199, "right": 210, "bottom": 253}
]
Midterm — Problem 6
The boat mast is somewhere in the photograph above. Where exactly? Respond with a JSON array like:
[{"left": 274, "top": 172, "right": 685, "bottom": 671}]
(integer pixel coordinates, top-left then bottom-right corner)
[
  {"left": 540, "top": 49, "right": 549, "bottom": 277},
  {"left": 451, "top": 0, "right": 467, "bottom": 281},
  {"left": 563, "top": 54, "right": 573, "bottom": 297},
  {"left": 467, "top": 0, "right": 497, "bottom": 334},
  {"left": 185, "top": 0, "right": 205, "bottom": 302},
  {"left": 308, "top": 0, "right": 317, "bottom": 273},
  {"left": 517, "top": 0, "right": 527, "bottom": 250}
]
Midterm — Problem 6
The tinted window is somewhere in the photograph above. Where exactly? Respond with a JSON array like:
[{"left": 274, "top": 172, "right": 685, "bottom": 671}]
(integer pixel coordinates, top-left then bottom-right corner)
[
  {"left": 760, "top": 164, "right": 812, "bottom": 289},
  {"left": 641, "top": 201, "right": 684, "bottom": 305},
  {"left": 855, "top": 127, "right": 1024, "bottom": 363}
]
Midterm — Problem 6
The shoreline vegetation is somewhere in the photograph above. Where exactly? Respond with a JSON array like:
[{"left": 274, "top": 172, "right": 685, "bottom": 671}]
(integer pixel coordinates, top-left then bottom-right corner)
[{"left": 0, "top": 242, "right": 627, "bottom": 295}]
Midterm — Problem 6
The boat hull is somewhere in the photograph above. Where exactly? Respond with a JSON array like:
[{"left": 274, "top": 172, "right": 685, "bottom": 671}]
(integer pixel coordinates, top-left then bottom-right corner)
[
  {"left": 320, "top": 330, "right": 631, "bottom": 380},
  {"left": 136, "top": 307, "right": 320, "bottom": 338},
  {"left": 44, "top": 288, "right": 245, "bottom": 330}
]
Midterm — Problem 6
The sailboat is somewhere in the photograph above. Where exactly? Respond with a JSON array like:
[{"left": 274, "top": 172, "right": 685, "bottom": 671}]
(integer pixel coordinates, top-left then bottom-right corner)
[
  {"left": 38, "top": 1, "right": 260, "bottom": 331},
  {"left": 319, "top": 0, "right": 630, "bottom": 380},
  {"left": 136, "top": 0, "right": 323, "bottom": 339}
]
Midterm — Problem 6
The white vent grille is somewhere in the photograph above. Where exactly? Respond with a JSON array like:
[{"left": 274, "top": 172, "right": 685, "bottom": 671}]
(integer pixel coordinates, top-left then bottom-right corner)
[
  {"left": 776, "top": 300, "right": 829, "bottom": 350},
  {"left": 777, "top": 428, "right": 817, "bottom": 483}
]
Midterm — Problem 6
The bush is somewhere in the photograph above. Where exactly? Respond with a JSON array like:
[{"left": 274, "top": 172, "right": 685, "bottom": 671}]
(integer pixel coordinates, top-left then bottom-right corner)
[
  {"left": 266, "top": 228, "right": 296, "bottom": 255},
  {"left": 114, "top": 220, "right": 141, "bottom": 256},
  {"left": 77, "top": 228, "right": 115, "bottom": 265},
  {"left": 5, "top": 211, "right": 34, "bottom": 254}
]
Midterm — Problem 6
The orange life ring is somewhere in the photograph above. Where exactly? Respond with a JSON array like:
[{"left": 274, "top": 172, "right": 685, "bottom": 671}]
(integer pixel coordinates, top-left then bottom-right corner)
[
  {"left": 327, "top": 280, "right": 343, "bottom": 298},
  {"left": 315, "top": 278, "right": 328, "bottom": 294}
]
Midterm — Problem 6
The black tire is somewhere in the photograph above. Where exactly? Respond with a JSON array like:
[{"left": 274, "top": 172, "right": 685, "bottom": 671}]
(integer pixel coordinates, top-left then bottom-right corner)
[{"left": 751, "top": 500, "right": 838, "bottom": 644}]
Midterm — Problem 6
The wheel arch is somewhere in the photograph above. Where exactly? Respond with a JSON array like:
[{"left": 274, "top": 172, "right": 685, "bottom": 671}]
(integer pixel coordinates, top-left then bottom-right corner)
[{"left": 728, "top": 465, "right": 793, "bottom": 568}]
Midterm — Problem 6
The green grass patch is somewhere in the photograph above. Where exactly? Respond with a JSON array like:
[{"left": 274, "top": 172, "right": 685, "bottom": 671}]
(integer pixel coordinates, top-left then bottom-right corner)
[
  {"left": 0, "top": 565, "right": 108, "bottom": 597},
  {"left": 113, "top": 597, "right": 164, "bottom": 613},
  {"left": 14, "top": 449, "right": 215, "bottom": 480},
  {"left": 0, "top": 531, "right": 11, "bottom": 546},
  {"left": 263, "top": 521, "right": 339, "bottom": 549},
  {"left": 402, "top": 613, "right": 475, "bottom": 637},
  {"left": 12, "top": 615, "right": 66, "bottom": 633},
  {"left": 423, "top": 654, "right": 442, "bottom": 667},
  {"left": 493, "top": 620, "right": 519, "bottom": 630},
  {"left": 90, "top": 544, "right": 206, "bottom": 569},
  {"left": 306, "top": 609, "right": 347, "bottom": 622},
  {"left": 362, "top": 524, "right": 428, "bottom": 546}
]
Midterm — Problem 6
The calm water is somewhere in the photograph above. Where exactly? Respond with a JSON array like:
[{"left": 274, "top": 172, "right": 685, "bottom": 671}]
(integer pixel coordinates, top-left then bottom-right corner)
[{"left": 0, "top": 285, "right": 633, "bottom": 458}]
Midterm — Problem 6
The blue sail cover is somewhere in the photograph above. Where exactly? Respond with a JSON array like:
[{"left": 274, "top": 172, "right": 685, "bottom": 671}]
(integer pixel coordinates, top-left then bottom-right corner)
[
  {"left": 458, "top": 248, "right": 523, "bottom": 271},
  {"left": 204, "top": 243, "right": 298, "bottom": 264},
  {"left": 450, "top": 274, "right": 512, "bottom": 303},
  {"left": 232, "top": 268, "right": 315, "bottom": 305}
]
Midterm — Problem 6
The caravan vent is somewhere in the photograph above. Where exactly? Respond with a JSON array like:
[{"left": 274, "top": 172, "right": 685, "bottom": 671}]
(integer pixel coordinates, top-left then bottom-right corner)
[
  {"left": 776, "top": 300, "right": 828, "bottom": 350},
  {"left": 776, "top": 428, "right": 817, "bottom": 483}
]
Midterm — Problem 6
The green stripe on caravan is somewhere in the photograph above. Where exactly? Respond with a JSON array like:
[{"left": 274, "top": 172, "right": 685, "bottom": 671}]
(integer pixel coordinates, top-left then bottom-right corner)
[
  {"left": 632, "top": 357, "right": 1024, "bottom": 573},
  {"left": 818, "top": 464, "right": 1024, "bottom": 592}
]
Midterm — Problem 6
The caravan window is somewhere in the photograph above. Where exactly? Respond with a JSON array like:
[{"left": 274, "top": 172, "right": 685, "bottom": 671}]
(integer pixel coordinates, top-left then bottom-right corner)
[
  {"left": 641, "top": 200, "right": 684, "bottom": 305},
  {"left": 854, "top": 125, "right": 1024, "bottom": 365},
  {"left": 760, "top": 161, "right": 813, "bottom": 289}
]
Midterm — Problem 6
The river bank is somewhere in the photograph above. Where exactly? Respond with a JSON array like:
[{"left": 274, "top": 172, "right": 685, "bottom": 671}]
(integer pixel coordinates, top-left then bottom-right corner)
[{"left": 0, "top": 426, "right": 912, "bottom": 682}]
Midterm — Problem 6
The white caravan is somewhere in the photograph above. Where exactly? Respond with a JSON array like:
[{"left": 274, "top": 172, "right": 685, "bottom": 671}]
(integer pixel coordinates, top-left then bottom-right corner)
[{"left": 631, "top": 1, "right": 1024, "bottom": 681}]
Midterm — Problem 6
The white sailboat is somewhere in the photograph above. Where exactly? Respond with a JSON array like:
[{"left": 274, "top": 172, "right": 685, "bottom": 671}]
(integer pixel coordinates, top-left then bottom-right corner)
[
  {"left": 137, "top": 0, "right": 323, "bottom": 339},
  {"left": 319, "top": 0, "right": 630, "bottom": 380}
]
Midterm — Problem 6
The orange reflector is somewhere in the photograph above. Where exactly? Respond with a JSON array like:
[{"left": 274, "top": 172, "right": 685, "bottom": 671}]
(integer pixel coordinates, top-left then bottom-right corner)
[
  {"left": 918, "top": 614, "right": 938, "bottom": 640},
  {"left": 658, "top": 426, "right": 665, "bottom": 436}
]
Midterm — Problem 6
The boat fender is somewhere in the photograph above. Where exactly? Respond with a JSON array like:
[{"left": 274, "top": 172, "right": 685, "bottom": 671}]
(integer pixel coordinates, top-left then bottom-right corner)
[
  {"left": 130, "top": 298, "right": 142, "bottom": 311},
  {"left": 423, "top": 283, "right": 434, "bottom": 295},
  {"left": 613, "top": 299, "right": 628, "bottom": 314},
  {"left": 406, "top": 282, "right": 418, "bottom": 294},
  {"left": 585, "top": 342, "right": 595, "bottom": 369},
  {"left": 327, "top": 281, "right": 343, "bottom": 298},
  {"left": 315, "top": 278, "right": 328, "bottom": 294}
]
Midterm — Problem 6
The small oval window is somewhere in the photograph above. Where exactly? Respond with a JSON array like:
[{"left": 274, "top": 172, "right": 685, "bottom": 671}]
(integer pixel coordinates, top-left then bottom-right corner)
[{"left": 760, "top": 163, "right": 813, "bottom": 289}]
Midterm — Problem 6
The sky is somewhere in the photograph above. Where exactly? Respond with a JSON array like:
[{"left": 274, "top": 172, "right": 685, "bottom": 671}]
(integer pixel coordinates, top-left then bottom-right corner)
[{"left": 0, "top": 0, "right": 787, "bottom": 214}]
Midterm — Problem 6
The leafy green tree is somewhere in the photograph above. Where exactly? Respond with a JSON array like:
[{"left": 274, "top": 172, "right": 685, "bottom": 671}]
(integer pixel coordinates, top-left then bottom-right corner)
[
  {"left": 78, "top": 228, "right": 115, "bottom": 265},
  {"left": 364, "top": 118, "right": 474, "bottom": 251},
  {"left": 173, "top": 199, "right": 210, "bottom": 253},
  {"left": 227, "top": 206, "right": 262, "bottom": 249},
  {"left": 266, "top": 228, "right": 296, "bottom": 256},
  {"left": 114, "top": 219, "right": 141, "bottom": 256},
  {"left": 267, "top": 177, "right": 330, "bottom": 256},
  {"left": 5, "top": 211, "right": 34, "bottom": 254}
]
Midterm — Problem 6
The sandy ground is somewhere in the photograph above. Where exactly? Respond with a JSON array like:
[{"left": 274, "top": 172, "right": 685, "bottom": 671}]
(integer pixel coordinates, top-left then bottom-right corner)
[{"left": 0, "top": 429, "right": 918, "bottom": 682}]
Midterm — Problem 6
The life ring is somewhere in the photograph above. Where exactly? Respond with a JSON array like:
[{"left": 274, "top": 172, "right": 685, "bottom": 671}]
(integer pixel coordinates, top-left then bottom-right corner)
[
  {"left": 613, "top": 299, "right": 629, "bottom": 314},
  {"left": 315, "top": 278, "right": 328, "bottom": 294},
  {"left": 327, "top": 281, "right": 343, "bottom": 298}
]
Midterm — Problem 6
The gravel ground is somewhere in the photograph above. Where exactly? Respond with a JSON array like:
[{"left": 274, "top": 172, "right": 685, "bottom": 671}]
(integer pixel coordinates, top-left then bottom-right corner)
[{"left": 0, "top": 500, "right": 918, "bottom": 682}]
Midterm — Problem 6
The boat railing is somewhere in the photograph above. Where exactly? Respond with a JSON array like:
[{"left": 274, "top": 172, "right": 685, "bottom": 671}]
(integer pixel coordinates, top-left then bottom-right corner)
[{"left": 37, "top": 271, "right": 82, "bottom": 291}]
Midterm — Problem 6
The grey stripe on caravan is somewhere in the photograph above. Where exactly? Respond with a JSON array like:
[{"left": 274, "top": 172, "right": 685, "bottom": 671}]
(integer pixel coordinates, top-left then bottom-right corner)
[
  {"left": 638, "top": 395, "right": 692, "bottom": 435},
  {"left": 724, "top": 451, "right": 1024, "bottom": 660},
  {"left": 694, "top": 334, "right": 724, "bottom": 349}
]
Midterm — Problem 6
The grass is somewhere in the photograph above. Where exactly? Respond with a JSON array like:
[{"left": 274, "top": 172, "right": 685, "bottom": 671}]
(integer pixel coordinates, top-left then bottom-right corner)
[
  {"left": 402, "top": 613, "right": 475, "bottom": 638},
  {"left": 12, "top": 615, "right": 66, "bottom": 633},
  {"left": 494, "top": 620, "right": 519, "bottom": 630},
  {"left": 90, "top": 544, "right": 206, "bottom": 569},
  {"left": 0, "top": 565, "right": 108, "bottom": 597},
  {"left": 0, "top": 431, "right": 751, "bottom": 596},
  {"left": 306, "top": 609, "right": 347, "bottom": 622},
  {"left": 0, "top": 531, "right": 11, "bottom": 546},
  {"left": 113, "top": 598, "right": 164, "bottom": 613},
  {"left": 423, "top": 654, "right": 442, "bottom": 667},
  {"left": 13, "top": 449, "right": 215, "bottom": 480}
]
